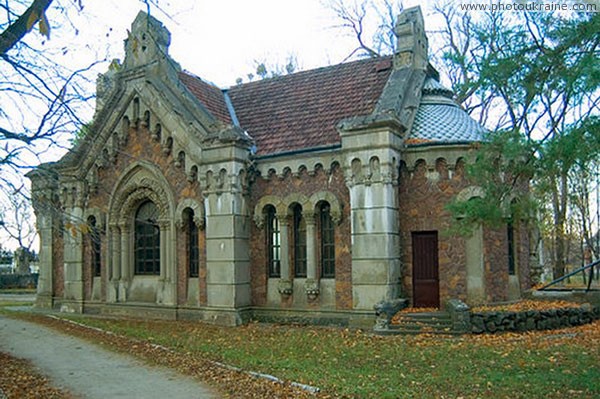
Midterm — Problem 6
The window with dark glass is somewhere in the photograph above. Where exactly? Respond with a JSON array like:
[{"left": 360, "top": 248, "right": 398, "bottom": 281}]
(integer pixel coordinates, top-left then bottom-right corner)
[
  {"left": 135, "top": 201, "right": 160, "bottom": 275},
  {"left": 266, "top": 206, "right": 281, "bottom": 277},
  {"left": 320, "top": 203, "right": 335, "bottom": 278},
  {"left": 89, "top": 216, "right": 101, "bottom": 277},
  {"left": 507, "top": 221, "right": 516, "bottom": 275},
  {"left": 188, "top": 210, "right": 199, "bottom": 278},
  {"left": 293, "top": 204, "right": 307, "bottom": 277}
]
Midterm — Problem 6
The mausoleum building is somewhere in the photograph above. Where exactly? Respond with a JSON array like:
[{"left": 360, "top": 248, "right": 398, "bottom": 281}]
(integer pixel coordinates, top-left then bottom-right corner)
[{"left": 27, "top": 7, "right": 531, "bottom": 326}]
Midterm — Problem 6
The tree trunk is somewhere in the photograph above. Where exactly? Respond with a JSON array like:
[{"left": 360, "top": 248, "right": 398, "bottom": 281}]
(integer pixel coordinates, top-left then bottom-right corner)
[{"left": 551, "top": 171, "right": 568, "bottom": 279}]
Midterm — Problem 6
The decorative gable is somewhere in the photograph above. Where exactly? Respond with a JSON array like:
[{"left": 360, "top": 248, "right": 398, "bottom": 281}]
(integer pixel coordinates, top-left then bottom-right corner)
[{"left": 50, "top": 12, "right": 253, "bottom": 200}]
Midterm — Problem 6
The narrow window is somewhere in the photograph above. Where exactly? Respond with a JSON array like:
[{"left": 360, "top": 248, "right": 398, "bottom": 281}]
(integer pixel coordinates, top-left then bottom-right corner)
[
  {"left": 188, "top": 210, "right": 199, "bottom": 278},
  {"left": 89, "top": 216, "right": 101, "bottom": 277},
  {"left": 320, "top": 203, "right": 335, "bottom": 278},
  {"left": 293, "top": 204, "right": 307, "bottom": 277},
  {"left": 135, "top": 201, "right": 160, "bottom": 275},
  {"left": 507, "top": 221, "right": 516, "bottom": 275},
  {"left": 266, "top": 206, "right": 281, "bottom": 278}
]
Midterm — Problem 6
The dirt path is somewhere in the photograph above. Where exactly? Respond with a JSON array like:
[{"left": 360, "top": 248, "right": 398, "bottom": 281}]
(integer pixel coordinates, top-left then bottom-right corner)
[{"left": 0, "top": 315, "right": 215, "bottom": 399}]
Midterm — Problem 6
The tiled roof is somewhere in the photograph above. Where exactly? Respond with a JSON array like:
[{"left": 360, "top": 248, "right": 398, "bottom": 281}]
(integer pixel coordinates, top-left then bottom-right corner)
[
  {"left": 179, "top": 72, "right": 232, "bottom": 125},
  {"left": 408, "top": 78, "right": 485, "bottom": 145},
  {"left": 226, "top": 57, "right": 393, "bottom": 156},
  {"left": 179, "top": 62, "right": 483, "bottom": 155},
  {"left": 422, "top": 77, "right": 454, "bottom": 98}
]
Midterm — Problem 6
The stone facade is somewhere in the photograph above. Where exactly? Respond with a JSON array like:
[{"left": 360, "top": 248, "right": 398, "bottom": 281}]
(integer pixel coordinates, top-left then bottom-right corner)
[{"left": 27, "top": 7, "right": 531, "bottom": 327}]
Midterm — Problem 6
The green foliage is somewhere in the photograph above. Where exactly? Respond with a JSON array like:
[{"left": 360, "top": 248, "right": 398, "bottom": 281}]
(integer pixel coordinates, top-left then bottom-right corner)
[
  {"left": 447, "top": 129, "right": 537, "bottom": 235},
  {"left": 445, "top": 10, "right": 599, "bottom": 246},
  {"left": 69, "top": 121, "right": 92, "bottom": 147}
]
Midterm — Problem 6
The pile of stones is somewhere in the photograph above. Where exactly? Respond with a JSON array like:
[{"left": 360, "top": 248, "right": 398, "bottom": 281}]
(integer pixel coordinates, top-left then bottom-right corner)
[{"left": 470, "top": 303, "right": 600, "bottom": 334}]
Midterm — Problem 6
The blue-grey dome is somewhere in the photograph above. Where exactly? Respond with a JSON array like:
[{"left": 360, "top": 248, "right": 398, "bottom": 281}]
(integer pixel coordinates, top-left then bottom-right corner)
[{"left": 407, "top": 77, "right": 485, "bottom": 146}]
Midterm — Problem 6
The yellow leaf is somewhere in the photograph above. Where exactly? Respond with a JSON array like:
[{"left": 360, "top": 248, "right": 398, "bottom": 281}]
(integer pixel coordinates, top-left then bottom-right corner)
[
  {"left": 39, "top": 12, "right": 50, "bottom": 39},
  {"left": 26, "top": 11, "right": 39, "bottom": 32}
]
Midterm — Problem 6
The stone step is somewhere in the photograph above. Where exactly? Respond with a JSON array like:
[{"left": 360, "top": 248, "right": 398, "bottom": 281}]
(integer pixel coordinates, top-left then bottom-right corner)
[{"left": 388, "top": 311, "right": 455, "bottom": 335}]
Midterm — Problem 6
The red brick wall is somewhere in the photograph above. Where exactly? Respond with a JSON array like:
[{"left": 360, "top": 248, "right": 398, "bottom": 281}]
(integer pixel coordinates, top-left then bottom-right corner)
[
  {"left": 248, "top": 163, "right": 352, "bottom": 309},
  {"left": 52, "top": 228, "right": 64, "bottom": 298},
  {"left": 399, "top": 158, "right": 470, "bottom": 306},
  {"left": 83, "top": 124, "right": 205, "bottom": 304},
  {"left": 399, "top": 157, "right": 531, "bottom": 305},
  {"left": 483, "top": 226, "right": 508, "bottom": 301},
  {"left": 175, "top": 224, "right": 207, "bottom": 305}
]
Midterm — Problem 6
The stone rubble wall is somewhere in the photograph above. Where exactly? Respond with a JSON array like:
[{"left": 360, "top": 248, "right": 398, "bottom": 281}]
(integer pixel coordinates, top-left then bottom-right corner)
[{"left": 470, "top": 304, "right": 600, "bottom": 334}]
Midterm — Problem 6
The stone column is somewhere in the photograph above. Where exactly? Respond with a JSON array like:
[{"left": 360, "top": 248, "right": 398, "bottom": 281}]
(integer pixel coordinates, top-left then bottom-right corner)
[
  {"left": 304, "top": 213, "right": 319, "bottom": 297},
  {"left": 339, "top": 126, "right": 404, "bottom": 311},
  {"left": 28, "top": 171, "right": 58, "bottom": 309},
  {"left": 118, "top": 224, "right": 130, "bottom": 301},
  {"left": 34, "top": 212, "right": 54, "bottom": 307},
  {"left": 200, "top": 133, "right": 253, "bottom": 325},
  {"left": 466, "top": 225, "right": 485, "bottom": 305},
  {"left": 157, "top": 219, "right": 176, "bottom": 305},
  {"left": 107, "top": 224, "right": 120, "bottom": 303},
  {"left": 62, "top": 187, "right": 85, "bottom": 312},
  {"left": 347, "top": 177, "right": 402, "bottom": 309},
  {"left": 277, "top": 216, "right": 292, "bottom": 295}
]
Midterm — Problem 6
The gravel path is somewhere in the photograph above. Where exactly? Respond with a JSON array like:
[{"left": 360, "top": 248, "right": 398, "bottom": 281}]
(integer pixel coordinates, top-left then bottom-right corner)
[{"left": 0, "top": 315, "right": 215, "bottom": 399}]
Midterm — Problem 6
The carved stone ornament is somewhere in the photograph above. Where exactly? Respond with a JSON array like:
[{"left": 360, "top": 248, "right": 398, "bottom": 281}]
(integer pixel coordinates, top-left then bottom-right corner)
[
  {"left": 253, "top": 213, "right": 265, "bottom": 230},
  {"left": 304, "top": 278, "right": 320, "bottom": 299},
  {"left": 373, "top": 298, "right": 409, "bottom": 330},
  {"left": 277, "top": 279, "right": 293, "bottom": 296}
]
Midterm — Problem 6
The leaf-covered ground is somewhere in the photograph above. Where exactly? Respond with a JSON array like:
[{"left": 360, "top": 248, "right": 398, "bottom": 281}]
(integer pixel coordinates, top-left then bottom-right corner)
[
  {"left": 6, "top": 310, "right": 600, "bottom": 399},
  {"left": 470, "top": 299, "right": 584, "bottom": 312},
  {"left": 0, "top": 351, "right": 75, "bottom": 399}
]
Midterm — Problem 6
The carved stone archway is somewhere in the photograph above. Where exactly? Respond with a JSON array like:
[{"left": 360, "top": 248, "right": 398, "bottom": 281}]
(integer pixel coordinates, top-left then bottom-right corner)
[{"left": 106, "top": 161, "right": 177, "bottom": 305}]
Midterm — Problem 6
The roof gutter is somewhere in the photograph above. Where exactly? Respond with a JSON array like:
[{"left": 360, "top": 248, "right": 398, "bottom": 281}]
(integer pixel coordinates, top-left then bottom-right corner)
[
  {"left": 253, "top": 143, "right": 342, "bottom": 161},
  {"left": 222, "top": 89, "right": 240, "bottom": 127},
  {"left": 405, "top": 140, "right": 479, "bottom": 149}
]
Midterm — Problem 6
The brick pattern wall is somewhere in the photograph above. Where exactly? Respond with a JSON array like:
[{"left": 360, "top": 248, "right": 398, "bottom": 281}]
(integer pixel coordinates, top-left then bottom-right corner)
[
  {"left": 248, "top": 163, "right": 353, "bottom": 310},
  {"left": 84, "top": 124, "right": 205, "bottom": 305},
  {"left": 399, "top": 157, "right": 531, "bottom": 305},
  {"left": 483, "top": 226, "right": 509, "bottom": 301},
  {"left": 52, "top": 228, "right": 64, "bottom": 298}
]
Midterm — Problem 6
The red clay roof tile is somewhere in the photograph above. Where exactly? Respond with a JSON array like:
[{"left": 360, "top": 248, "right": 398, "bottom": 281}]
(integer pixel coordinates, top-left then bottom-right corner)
[
  {"left": 180, "top": 57, "right": 392, "bottom": 157},
  {"left": 178, "top": 72, "right": 232, "bottom": 125}
]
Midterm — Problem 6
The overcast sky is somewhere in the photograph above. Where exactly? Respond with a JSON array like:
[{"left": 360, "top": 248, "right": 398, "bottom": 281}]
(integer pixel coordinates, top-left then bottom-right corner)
[{"left": 59, "top": 0, "right": 434, "bottom": 87}]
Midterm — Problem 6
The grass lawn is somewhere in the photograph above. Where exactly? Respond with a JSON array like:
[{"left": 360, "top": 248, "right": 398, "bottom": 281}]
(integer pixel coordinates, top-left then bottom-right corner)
[{"left": 38, "top": 315, "right": 600, "bottom": 398}]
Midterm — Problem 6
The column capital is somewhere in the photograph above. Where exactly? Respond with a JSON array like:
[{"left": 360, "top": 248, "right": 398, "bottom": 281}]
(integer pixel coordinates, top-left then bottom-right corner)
[
  {"left": 276, "top": 214, "right": 290, "bottom": 227},
  {"left": 157, "top": 219, "right": 171, "bottom": 230},
  {"left": 304, "top": 212, "right": 317, "bottom": 226}
]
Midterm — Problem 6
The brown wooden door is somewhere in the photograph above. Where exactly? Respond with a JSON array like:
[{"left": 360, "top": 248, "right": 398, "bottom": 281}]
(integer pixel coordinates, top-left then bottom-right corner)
[{"left": 412, "top": 231, "right": 440, "bottom": 308}]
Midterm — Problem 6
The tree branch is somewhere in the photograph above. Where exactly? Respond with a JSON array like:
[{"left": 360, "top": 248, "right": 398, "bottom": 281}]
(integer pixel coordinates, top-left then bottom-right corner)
[{"left": 0, "top": 0, "right": 53, "bottom": 56}]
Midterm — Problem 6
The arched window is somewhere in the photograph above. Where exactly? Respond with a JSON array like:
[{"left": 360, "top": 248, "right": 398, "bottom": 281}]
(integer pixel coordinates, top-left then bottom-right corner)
[
  {"left": 293, "top": 204, "right": 307, "bottom": 277},
  {"left": 187, "top": 209, "right": 199, "bottom": 278},
  {"left": 88, "top": 216, "right": 101, "bottom": 277},
  {"left": 319, "top": 203, "right": 335, "bottom": 278},
  {"left": 265, "top": 205, "right": 281, "bottom": 278},
  {"left": 135, "top": 201, "right": 160, "bottom": 275}
]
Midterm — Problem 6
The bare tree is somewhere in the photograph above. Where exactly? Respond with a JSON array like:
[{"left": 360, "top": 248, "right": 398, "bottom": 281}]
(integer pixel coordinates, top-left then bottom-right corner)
[
  {"left": 324, "top": 0, "right": 402, "bottom": 60},
  {"left": 0, "top": 190, "right": 37, "bottom": 273},
  {"left": 1, "top": 1, "right": 165, "bottom": 253}
]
